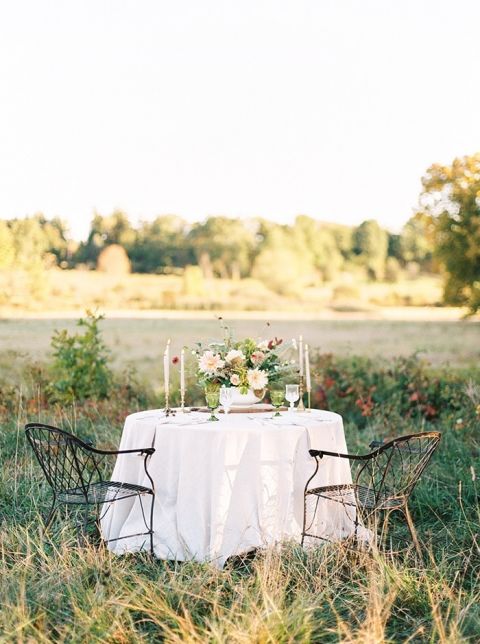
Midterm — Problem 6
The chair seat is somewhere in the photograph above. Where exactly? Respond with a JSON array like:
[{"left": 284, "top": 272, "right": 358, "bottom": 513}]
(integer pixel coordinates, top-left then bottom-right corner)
[
  {"left": 306, "top": 483, "right": 406, "bottom": 511},
  {"left": 58, "top": 480, "right": 153, "bottom": 505}
]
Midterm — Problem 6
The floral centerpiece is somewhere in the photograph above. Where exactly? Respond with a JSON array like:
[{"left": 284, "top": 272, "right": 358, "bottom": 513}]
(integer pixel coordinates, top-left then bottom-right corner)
[{"left": 193, "top": 332, "right": 293, "bottom": 405}]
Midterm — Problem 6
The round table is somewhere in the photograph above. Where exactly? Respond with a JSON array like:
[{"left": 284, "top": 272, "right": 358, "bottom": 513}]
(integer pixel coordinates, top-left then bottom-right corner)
[{"left": 101, "top": 409, "right": 361, "bottom": 567}]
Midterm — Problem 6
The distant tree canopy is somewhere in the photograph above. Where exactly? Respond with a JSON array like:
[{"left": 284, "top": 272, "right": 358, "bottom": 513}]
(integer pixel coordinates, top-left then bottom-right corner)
[
  {"left": 352, "top": 219, "right": 388, "bottom": 280},
  {"left": 400, "top": 212, "right": 436, "bottom": 270},
  {"left": 128, "top": 215, "right": 194, "bottom": 273},
  {"left": 252, "top": 223, "right": 315, "bottom": 293},
  {"left": 294, "top": 216, "right": 343, "bottom": 281},
  {"left": 418, "top": 153, "right": 480, "bottom": 314},
  {"left": 0, "top": 221, "right": 15, "bottom": 269},
  {"left": 0, "top": 210, "right": 441, "bottom": 286},
  {"left": 188, "top": 217, "right": 257, "bottom": 279},
  {"left": 7, "top": 164, "right": 478, "bottom": 299},
  {"left": 0, "top": 214, "right": 70, "bottom": 270},
  {"left": 75, "top": 210, "right": 135, "bottom": 266}
]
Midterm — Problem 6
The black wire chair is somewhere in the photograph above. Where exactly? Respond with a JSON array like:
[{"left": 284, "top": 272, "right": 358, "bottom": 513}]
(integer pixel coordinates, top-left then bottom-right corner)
[
  {"left": 301, "top": 431, "right": 441, "bottom": 556},
  {"left": 25, "top": 422, "right": 156, "bottom": 554}
]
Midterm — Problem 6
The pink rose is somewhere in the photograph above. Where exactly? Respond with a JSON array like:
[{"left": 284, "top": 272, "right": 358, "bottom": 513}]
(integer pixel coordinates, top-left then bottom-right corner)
[
  {"left": 251, "top": 351, "right": 265, "bottom": 365},
  {"left": 230, "top": 374, "right": 240, "bottom": 386}
]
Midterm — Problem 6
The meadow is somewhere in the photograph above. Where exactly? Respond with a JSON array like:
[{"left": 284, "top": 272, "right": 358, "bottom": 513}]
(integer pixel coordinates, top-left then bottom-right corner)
[
  {"left": 0, "top": 317, "right": 479, "bottom": 642},
  {"left": 0, "top": 267, "right": 445, "bottom": 314},
  {"left": 1, "top": 316, "right": 479, "bottom": 376}
]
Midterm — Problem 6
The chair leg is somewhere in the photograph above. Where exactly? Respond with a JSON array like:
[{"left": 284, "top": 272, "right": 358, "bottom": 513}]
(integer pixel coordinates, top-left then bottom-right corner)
[
  {"left": 301, "top": 494, "right": 307, "bottom": 547},
  {"left": 403, "top": 505, "right": 423, "bottom": 561},
  {"left": 380, "top": 509, "right": 392, "bottom": 550},
  {"left": 353, "top": 504, "right": 359, "bottom": 546},
  {"left": 93, "top": 506, "right": 103, "bottom": 544},
  {"left": 43, "top": 498, "right": 58, "bottom": 532},
  {"left": 149, "top": 493, "right": 155, "bottom": 556}
]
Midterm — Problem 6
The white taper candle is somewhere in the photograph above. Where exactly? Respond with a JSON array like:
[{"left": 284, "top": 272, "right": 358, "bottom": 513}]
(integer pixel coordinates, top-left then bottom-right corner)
[
  {"left": 299, "top": 335, "right": 304, "bottom": 376},
  {"left": 164, "top": 339, "right": 170, "bottom": 397},
  {"left": 305, "top": 344, "right": 311, "bottom": 392},
  {"left": 180, "top": 348, "right": 185, "bottom": 397}
]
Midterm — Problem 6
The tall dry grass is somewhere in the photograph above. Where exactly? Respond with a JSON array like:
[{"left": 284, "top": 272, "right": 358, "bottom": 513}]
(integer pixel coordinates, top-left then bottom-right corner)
[{"left": 0, "top": 377, "right": 479, "bottom": 642}]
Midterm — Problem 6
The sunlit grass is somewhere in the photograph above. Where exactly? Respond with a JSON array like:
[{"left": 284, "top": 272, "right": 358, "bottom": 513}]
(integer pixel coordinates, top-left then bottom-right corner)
[
  {"left": 0, "top": 268, "right": 446, "bottom": 314},
  {"left": 1, "top": 318, "right": 479, "bottom": 373},
  {"left": 1, "top": 394, "right": 479, "bottom": 641}
]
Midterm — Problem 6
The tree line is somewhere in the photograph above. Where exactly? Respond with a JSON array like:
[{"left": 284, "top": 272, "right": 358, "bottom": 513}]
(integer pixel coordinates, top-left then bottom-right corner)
[
  {"left": 0, "top": 212, "right": 435, "bottom": 279},
  {"left": 0, "top": 153, "right": 479, "bottom": 312}
]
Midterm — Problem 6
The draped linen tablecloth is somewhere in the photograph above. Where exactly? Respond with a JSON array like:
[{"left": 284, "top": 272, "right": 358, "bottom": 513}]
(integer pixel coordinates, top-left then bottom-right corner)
[{"left": 101, "top": 409, "right": 362, "bottom": 567}]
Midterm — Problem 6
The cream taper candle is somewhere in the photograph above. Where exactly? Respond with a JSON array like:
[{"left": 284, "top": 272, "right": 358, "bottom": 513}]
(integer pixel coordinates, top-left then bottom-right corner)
[
  {"left": 305, "top": 344, "right": 311, "bottom": 392},
  {"left": 299, "top": 335, "right": 304, "bottom": 376},
  {"left": 164, "top": 339, "right": 170, "bottom": 398},
  {"left": 180, "top": 348, "right": 185, "bottom": 398}
]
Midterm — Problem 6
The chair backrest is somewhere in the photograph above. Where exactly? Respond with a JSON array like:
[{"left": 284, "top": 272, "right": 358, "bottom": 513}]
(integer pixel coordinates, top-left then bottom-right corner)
[
  {"left": 25, "top": 423, "right": 104, "bottom": 497},
  {"left": 356, "top": 431, "right": 441, "bottom": 507}
]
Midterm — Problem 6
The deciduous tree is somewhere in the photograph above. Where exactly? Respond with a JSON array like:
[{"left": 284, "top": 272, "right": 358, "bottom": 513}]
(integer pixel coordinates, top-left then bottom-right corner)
[
  {"left": 188, "top": 217, "right": 257, "bottom": 279},
  {"left": 419, "top": 153, "right": 480, "bottom": 313},
  {"left": 0, "top": 221, "right": 14, "bottom": 269},
  {"left": 400, "top": 212, "right": 436, "bottom": 271},
  {"left": 352, "top": 219, "right": 388, "bottom": 280}
]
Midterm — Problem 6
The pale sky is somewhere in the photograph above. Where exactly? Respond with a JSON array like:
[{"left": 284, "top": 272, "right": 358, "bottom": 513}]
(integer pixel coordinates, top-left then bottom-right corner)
[{"left": 1, "top": 0, "right": 480, "bottom": 240}]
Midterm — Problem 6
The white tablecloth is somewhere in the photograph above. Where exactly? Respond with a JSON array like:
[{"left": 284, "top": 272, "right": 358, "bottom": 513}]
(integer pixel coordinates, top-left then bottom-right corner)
[{"left": 101, "top": 409, "right": 363, "bottom": 567}]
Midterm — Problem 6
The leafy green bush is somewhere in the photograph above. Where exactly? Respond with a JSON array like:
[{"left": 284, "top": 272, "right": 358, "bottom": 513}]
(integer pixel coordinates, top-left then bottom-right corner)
[
  {"left": 47, "top": 311, "right": 113, "bottom": 404},
  {"left": 311, "top": 353, "right": 468, "bottom": 429}
]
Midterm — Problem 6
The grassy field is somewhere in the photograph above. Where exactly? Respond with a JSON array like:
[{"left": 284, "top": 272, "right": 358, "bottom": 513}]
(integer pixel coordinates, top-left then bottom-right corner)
[
  {"left": 1, "top": 394, "right": 478, "bottom": 641},
  {"left": 1, "top": 317, "right": 479, "bottom": 377},
  {"left": 0, "top": 267, "right": 445, "bottom": 313},
  {"left": 0, "top": 317, "right": 479, "bottom": 641}
]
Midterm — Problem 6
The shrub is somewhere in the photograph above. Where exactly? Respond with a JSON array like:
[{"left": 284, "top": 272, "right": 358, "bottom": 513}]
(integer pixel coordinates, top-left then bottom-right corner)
[
  {"left": 47, "top": 311, "right": 113, "bottom": 404},
  {"left": 311, "top": 353, "right": 466, "bottom": 429},
  {"left": 96, "top": 244, "right": 131, "bottom": 274},
  {"left": 385, "top": 257, "right": 402, "bottom": 283}
]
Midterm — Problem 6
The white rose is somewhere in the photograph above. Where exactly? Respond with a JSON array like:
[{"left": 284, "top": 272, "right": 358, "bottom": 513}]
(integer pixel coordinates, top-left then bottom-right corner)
[
  {"left": 225, "top": 349, "right": 245, "bottom": 364},
  {"left": 230, "top": 374, "right": 240, "bottom": 386}
]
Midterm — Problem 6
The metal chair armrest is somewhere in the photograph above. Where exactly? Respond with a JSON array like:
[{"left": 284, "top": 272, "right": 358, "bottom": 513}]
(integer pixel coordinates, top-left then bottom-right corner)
[
  {"left": 89, "top": 446, "right": 155, "bottom": 457},
  {"left": 308, "top": 448, "right": 369, "bottom": 461}
]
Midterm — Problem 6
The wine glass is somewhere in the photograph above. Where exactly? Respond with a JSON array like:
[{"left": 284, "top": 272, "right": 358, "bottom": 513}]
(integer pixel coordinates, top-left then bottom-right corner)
[
  {"left": 285, "top": 384, "right": 300, "bottom": 412},
  {"left": 270, "top": 390, "right": 284, "bottom": 417},
  {"left": 205, "top": 391, "right": 220, "bottom": 421},
  {"left": 219, "top": 386, "right": 234, "bottom": 415}
]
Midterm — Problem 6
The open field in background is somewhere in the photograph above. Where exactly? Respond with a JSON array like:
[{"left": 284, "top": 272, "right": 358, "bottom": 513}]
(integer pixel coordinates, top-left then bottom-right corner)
[
  {"left": 0, "top": 267, "right": 445, "bottom": 312},
  {"left": 0, "top": 318, "right": 479, "bottom": 379}
]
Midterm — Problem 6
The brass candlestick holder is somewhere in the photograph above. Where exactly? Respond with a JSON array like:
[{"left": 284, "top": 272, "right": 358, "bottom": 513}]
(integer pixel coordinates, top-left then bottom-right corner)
[
  {"left": 297, "top": 375, "right": 306, "bottom": 412},
  {"left": 164, "top": 390, "right": 176, "bottom": 416}
]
